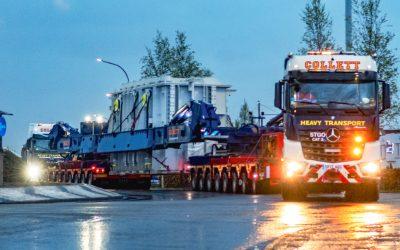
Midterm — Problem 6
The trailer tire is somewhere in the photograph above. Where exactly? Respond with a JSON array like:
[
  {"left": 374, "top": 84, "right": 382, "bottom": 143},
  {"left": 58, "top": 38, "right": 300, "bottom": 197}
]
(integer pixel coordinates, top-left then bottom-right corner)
[
  {"left": 214, "top": 172, "right": 221, "bottom": 192},
  {"left": 54, "top": 172, "right": 59, "bottom": 183},
  {"left": 250, "top": 179, "right": 257, "bottom": 194},
  {"left": 79, "top": 173, "right": 85, "bottom": 184},
  {"left": 73, "top": 173, "right": 79, "bottom": 184},
  {"left": 67, "top": 173, "right": 73, "bottom": 183},
  {"left": 198, "top": 173, "right": 204, "bottom": 191},
  {"left": 191, "top": 174, "right": 198, "bottom": 191},
  {"left": 240, "top": 172, "right": 248, "bottom": 194},
  {"left": 231, "top": 172, "right": 238, "bottom": 194},
  {"left": 221, "top": 172, "right": 229, "bottom": 193},
  {"left": 206, "top": 172, "right": 213, "bottom": 192},
  {"left": 86, "top": 172, "right": 93, "bottom": 185},
  {"left": 48, "top": 172, "right": 54, "bottom": 183}
]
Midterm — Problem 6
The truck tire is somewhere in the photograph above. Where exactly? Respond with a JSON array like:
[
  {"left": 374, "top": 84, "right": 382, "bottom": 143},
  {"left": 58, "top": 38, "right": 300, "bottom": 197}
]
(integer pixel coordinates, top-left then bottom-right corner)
[
  {"left": 214, "top": 172, "right": 221, "bottom": 192},
  {"left": 365, "top": 181, "right": 379, "bottom": 202},
  {"left": 346, "top": 181, "right": 379, "bottom": 202},
  {"left": 281, "top": 181, "right": 306, "bottom": 201},
  {"left": 231, "top": 172, "right": 238, "bottom": 194},
  {"left": 206, "top": 173, "right": 213, "bottom": 192},
  {"left": 240, "top": 172, "right": 248, "bottom": 194},
  {"left": 222, "top": 172, "right": 229, "bottom": 193}
]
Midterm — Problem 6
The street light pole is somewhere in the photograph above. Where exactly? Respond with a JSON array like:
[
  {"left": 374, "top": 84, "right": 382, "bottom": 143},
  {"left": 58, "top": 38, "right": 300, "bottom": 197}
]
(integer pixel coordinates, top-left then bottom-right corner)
[{"left": 96, "top": 58, "right": 130, "bottom": 83}]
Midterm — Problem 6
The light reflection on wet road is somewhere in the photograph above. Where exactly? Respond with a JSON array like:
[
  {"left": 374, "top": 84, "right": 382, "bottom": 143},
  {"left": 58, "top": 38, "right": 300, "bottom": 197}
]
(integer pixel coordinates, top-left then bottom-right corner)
[{"left": 0, "top": 191, "right": 399, "bottom": 249}]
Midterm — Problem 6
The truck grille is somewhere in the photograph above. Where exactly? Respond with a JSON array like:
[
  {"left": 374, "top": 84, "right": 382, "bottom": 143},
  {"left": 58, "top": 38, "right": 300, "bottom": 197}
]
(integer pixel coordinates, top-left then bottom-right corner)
[{"left": 298, "top": 130, "right": 365, "bottom": 163}]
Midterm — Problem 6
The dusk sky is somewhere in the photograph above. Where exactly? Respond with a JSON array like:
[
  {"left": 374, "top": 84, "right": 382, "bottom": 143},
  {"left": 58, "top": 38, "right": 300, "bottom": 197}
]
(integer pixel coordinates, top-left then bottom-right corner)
[{"left": 1, "top": 0, "right": 400, "bottom": 153}]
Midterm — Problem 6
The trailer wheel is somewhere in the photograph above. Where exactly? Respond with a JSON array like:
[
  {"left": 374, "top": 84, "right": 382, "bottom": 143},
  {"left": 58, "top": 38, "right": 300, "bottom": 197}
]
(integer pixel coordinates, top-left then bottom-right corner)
[
  {"left": 206, "top": 173, "right": 213, "bottom": 192},
  {"left": 48, "top": 172, "right": 54, "bottom": 183},
  {"left": 240, "top": 172, "right": 248, "bottom": 194},
  {"left": 198, "top": 173, "right": 204, "bottom": 191},
  {"left": 73, "top": 173, "right": 79, "bottom": 184},
  {"left": 231, "top": 172, "right": 238, "bottom": 194},
  {"left": 79, "top": 173, "right": 85, "bottom": 184},
  {"left": 86, "top": 172, "right": 93, "bottom": 185},
  {"left": 54, "top": 172, "right": 59, "bottom": 182},
  {"left": 191, "top": 174, "right": 198, "bottom": 191},
  {"left": 281, "top": 181, "right": 306, "bottom": 201},
  {"left": 67, "top": 173, "right": 72, "bottom": 183},
  {"left": 222, "top": 172, "right": 229, "bottom": 193},
  {"left": 214, "top": 172, "right": 221, "bottom": 192},
  {"left": 250, "top": 179, "right": 257, "bottom": 194}
]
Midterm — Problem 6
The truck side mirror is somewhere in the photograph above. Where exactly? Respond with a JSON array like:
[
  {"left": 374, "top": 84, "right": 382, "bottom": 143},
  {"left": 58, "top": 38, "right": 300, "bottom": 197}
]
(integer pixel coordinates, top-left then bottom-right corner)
[
  {"left": 274, "top": 82, "right": 283, "bottom": 110},
  {"left": 381, "top": 81, "right": 391, "bottom": 112}
]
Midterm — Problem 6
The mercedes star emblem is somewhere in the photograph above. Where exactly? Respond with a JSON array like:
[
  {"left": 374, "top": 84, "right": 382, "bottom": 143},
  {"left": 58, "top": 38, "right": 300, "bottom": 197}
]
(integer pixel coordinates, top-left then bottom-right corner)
[{"left": 326, "top": 128, "right": 340, "bottom": 143}]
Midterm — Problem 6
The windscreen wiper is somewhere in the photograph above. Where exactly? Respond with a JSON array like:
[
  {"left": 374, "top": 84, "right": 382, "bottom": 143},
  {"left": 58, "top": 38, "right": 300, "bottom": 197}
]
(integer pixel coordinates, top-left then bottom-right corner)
[
  {"left": 327, "top": 101, "right": 366, "bottom": 116},
  {"left": 292, "top": 100, "right": 328, "bottom": 115}
]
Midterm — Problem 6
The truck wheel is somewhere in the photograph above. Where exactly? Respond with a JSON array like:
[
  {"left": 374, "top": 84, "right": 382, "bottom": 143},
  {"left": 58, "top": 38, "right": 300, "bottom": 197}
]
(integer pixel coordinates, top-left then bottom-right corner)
[
  {"left": 214, "top": 172, "right": 221, "bottom": 192},
  {"left": 346, "top": 181, "right": 379, "bottom": 202},
  {"left": 365, "top": 181, "right": 379, "bottom": 202},
  {"left": 206, "top": 173, "right": 213, "bottom": 192},
  {"left": 198, "top": 173, "right": 204, "bottom": 191},
  {"left": 240, "top": 172, "right": 248, "bottom": 194},
  {"left": 281, "top": 181, "right": 306, "bottom": 201},
  {"left": 222, "top": 172, "right": 229, "bottom": 193},
  {"left": 86, "top": 172, "right": 93, "bottom": 185},
  {"left": 231, "top": 172, "right": 238, "bottom": 194}
]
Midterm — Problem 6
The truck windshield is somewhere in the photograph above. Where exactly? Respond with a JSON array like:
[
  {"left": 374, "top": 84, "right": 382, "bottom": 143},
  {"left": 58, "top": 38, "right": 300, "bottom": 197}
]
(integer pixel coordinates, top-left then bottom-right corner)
[{"left": 290, "top": 81, "right": 377, "bottom": 110}]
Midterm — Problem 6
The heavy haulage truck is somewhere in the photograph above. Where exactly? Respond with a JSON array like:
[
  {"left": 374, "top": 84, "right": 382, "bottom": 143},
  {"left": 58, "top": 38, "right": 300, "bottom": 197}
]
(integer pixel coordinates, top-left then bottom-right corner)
[{"left": 274, "top": 51, "right": 391, "bottom": 201}]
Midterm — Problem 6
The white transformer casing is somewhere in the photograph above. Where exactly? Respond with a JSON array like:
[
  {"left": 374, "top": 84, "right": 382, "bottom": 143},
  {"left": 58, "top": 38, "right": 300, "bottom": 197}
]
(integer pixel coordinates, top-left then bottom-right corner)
[{"left": 107, "top": 76, "right": 233, "bottom": 173}]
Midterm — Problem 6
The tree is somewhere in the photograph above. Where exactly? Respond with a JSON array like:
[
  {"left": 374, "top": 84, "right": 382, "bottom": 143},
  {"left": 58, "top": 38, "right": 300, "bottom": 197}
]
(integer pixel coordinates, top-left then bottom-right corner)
[
  {"left": 299, "top": 0, "right": 336, "bottom": 53},
  {"left": 141, "top": 31, "right": 173, "bottom": 77},
  {"left": 141, "top": 31, "right": 213, "bottom": 78},
  {"left": 353, "top": 0, "right": 399, "bottom": 128},
  {"left": 235, "top": 100, "right": 252, "bottom": 127}
]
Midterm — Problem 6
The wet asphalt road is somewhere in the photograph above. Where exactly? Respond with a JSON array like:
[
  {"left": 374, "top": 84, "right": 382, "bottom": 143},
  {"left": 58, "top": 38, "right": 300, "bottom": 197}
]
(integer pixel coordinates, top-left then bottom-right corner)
[{"left": 0, "top": 191, "right": 399, "bottom": 249}]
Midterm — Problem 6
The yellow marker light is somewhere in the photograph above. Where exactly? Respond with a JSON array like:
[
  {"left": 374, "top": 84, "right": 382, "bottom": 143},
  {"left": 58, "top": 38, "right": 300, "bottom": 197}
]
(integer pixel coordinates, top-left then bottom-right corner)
[
  {"left": 354, "top": 135, "right": 363, "bottom": 143},
  {"left": 353, "top": 147, "right": 362, "bottom": 156}
]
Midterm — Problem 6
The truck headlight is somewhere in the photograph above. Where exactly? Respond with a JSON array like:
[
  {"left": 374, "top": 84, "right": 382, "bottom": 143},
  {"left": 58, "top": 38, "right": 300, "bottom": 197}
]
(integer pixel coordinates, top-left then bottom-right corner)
[
  {"left": 25, "top": 163, "right": 42, "bottom": 182},
  {"left": 360, "top": 162, "right": 380, "bottom": 175},
  {"left": 285, "top": 161, "right": 306, "bottom": 178}
]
